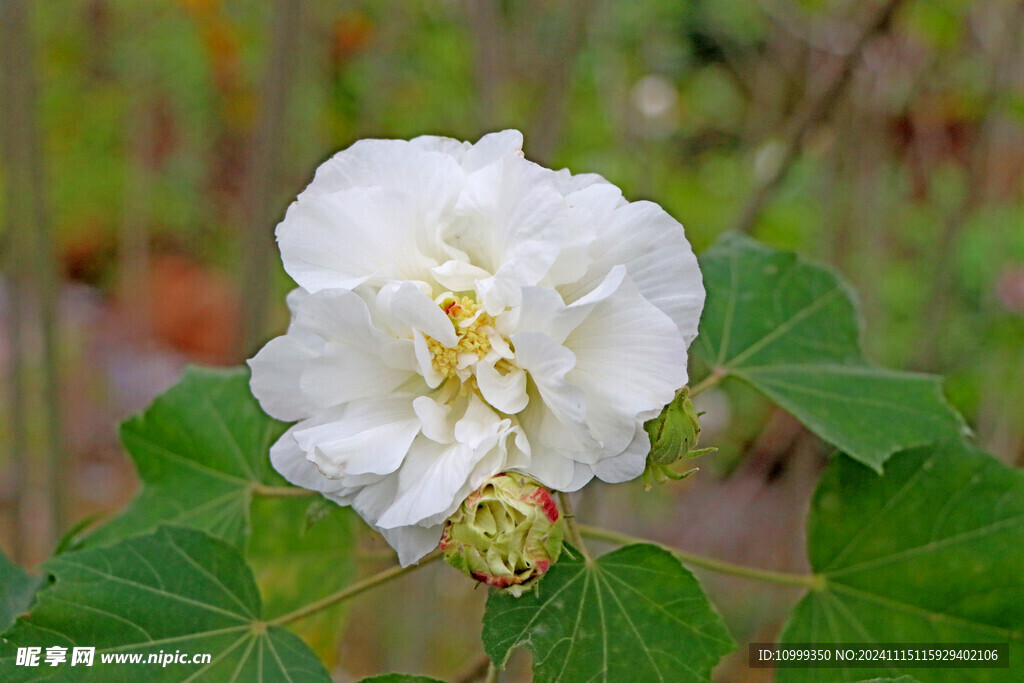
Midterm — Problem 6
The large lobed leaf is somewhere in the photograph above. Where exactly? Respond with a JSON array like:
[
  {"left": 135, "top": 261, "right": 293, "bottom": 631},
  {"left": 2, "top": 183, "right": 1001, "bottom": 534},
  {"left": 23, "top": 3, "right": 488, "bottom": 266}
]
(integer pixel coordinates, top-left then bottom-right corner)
[
  {"left": 0, "top": 549, "right": 41, "bottom": 634},
  {"left": 483, "top": 544, "right": 735, "bottom": 682},
  {"left": 694, "top": 233, "right": 967, "bottom": 471},
  {"left": 82, "top": 366, "right": 357, "bottom": 664},
  {"left": 0, "top": 526, "right": 330, "bottom": 682},
  {"left": 86, "top": 366, "right": 286, "bottom": 548},
  {"left": 779, "top": 444, "right": 1024, "bottom": 681}
]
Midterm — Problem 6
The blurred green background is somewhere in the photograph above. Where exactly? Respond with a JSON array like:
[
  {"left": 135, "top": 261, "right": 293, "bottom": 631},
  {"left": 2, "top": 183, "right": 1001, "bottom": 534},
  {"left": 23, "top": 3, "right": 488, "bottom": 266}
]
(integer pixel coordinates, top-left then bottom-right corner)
[{"left": 1, "top": 0, "right": 1022, "bottom": 680}]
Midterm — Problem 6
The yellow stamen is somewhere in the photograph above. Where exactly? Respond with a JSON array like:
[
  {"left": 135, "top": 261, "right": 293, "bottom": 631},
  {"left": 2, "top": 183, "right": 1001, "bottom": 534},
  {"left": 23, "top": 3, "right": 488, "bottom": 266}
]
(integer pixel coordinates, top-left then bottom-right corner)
[{"left": 426, "top": 297, "right": 495, "bottom": 379}]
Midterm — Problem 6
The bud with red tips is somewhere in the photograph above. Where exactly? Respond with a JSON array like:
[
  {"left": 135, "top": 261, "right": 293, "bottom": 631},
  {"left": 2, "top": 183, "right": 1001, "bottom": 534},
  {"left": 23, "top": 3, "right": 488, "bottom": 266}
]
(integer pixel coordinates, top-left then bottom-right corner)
[{"left": 440, "top": 473, "right": 565, "bottom": 597}]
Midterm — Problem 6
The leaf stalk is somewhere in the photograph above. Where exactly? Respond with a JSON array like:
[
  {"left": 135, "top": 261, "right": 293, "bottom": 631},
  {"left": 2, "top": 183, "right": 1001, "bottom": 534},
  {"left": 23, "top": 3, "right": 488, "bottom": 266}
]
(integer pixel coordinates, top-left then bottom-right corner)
[
  {"left": 250, "top": 484, "right": 318, "bottom": 498},
  {"left": 579, "top": 524, "right": 822, "bottom": 589},
  {"left": 269, "top": 550, "right": 443, "bottom": 626}
]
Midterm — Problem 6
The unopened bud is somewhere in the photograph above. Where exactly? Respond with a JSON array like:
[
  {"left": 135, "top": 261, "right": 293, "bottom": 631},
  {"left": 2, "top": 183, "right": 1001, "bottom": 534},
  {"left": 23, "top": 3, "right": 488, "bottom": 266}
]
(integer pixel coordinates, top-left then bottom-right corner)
[
  {"left": 440, "top": 473, "right": 565, "bottom": 597},
  {"left": 642, "top": 387, "right": 716, "bottom": 489}
]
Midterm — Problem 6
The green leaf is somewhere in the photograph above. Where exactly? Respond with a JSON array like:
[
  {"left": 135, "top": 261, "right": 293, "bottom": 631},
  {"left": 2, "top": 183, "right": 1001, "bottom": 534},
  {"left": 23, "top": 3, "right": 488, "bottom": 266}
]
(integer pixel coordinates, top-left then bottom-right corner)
[
  {"left": 483, "top": 544, "right": 735, "bottom": 682},
  {"left": 0, "top": 526, "right": 330, "bottom": 682},
  {"left": 79, "top": 366, "right": 361, "bottom": 661},
  {"left": 0, "top": 549, "right": 41, "bottom": 633},
  {"left": 694, "top": 233, "right": 966, "bottom": 471},
  {"left": 779, "top": 445, "right": 1024, "bottom": 681},
  {"left": 854, "top": 678, "right": 920, "bottom": 683},
  {"left": 357, "top": 675, "right": 447, "bottom": 683},
  {"left": 86, "top": 366, "right": 287, "bottom": 548}
]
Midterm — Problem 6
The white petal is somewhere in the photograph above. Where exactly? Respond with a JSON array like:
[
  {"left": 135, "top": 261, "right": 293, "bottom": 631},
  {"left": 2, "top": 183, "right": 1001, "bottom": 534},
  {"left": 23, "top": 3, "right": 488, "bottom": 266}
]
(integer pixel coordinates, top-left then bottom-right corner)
[
  {"left": 409, "top": 134, "right": 471, "bottom": 161},
  {"left": 550, "top": 168, "right": 622, "bottom": 199},
  {"left": 511, "top": 331, "right": 595, "bottom": 449},
  {"left": 277, "top": 187, "right": 440, "bottom": 293},
  {"left": 377, "top": 396, "right": 505, "bottom": 528},
  {"left": 454, "top": 393, "right": 506, "bottom": 447},
  {"left": 380, "top": 339, "right": 418, "bottom": 372},
  {"left": 291, "top": 291, "right": 414, "bottom": 408},
  {"left": 301, "top": 341, "right": 408, "bottom": 409},
  {"left": 378, "top": 524, "right": 444, "bottom": 566},
  {"left": 560, "top": 200, "right": 704, "bottom": 345},
  {"left": 462, "top": 130, "right": 524, "bottom": 172},
  {"left": 430, "top": 259, "right": 493, "bottom": 292},
  {"left": 412, "top": 330, "right": 445, "bottom": 389},
  {"left": 413, "top": 394, "right": 455, "bottom": 443},
  {"left": 512, "top": 438, "right": 576, "bottom": 490},
  {"left": 566, "top": 274, "right": 688, "bottom": 457},
  {"left": 515, "top": 267, "right": 624, "bottom": 345},
  {"left": 569, "top": 264, "right": 627, "bottom": 309},
  {"left": 294, "top": 397, "right": 421, "bottom": 477},
  {"left": 248, "top": 336, "right": 316, "bottom": 421},
  {"left": 543, "top": 183, "right": 622, "bottom": 287},
  {"left": 515, "top": 287, "right": 586, "bottom": 345},
  {"left": 566, "top": 462, "right": 596, "bottom": 491},
  {"left": 269, "top": 422, "right": 352, "bottom": 494},
  {"left": 591, "top": 421, "right": 650, "bottom": 484},
  {"left": 389, "top": 281, "right": 458, "bottom": 346},
  {"left": 475, "top": 359, "right": 528, "bottom": 414},
  {"left": 374, "top": 438, "right": 476, "bottom": 528},
  {"left": 350, "top": 474, "right": 399, "bottom": 526},
  {"left": 304, "top": 139, "right": 466, "bottom": 227},
  {"left": 449, "top": 156, "right": 568, "bottom": 312}
]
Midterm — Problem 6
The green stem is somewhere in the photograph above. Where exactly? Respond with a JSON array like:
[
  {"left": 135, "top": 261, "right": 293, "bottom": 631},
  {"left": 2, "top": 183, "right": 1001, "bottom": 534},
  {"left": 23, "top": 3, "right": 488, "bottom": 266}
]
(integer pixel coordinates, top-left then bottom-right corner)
[
  {"left": 269, "top": 551, "right": 443, "bottom": 626},
  {"left": 689, "top": 368, "right": 727, "bottom": 397},
  {"left": 557, "top": 491, "right": 590, "bottom": 561},
  {"left": 250, "top": 484, "right": 318, "bottom": 498},
  {"left": 579, "top": 524, "right": 822, "bottom": 590}
]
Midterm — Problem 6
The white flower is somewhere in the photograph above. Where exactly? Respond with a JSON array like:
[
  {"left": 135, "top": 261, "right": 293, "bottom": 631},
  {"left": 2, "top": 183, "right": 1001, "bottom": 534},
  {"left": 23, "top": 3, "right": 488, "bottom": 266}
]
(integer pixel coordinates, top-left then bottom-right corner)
[{"left": 249, "top": 130, "right": 704, "bottom": 565}]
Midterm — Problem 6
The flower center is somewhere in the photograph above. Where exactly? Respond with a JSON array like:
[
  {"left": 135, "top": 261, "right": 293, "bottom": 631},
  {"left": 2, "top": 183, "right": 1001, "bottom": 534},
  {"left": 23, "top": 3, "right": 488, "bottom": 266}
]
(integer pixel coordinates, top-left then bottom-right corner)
[{"left": 426, "top": 296, "right": 495, "bottom": 379}]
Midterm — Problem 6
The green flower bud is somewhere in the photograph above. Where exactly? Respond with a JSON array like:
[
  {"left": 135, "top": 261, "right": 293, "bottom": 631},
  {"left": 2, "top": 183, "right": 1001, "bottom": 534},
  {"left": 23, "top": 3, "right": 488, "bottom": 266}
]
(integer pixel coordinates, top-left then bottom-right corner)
[
  {"left": 642, "top": 387, "right": 716, "bottom": 490},
  {"left": 440, "top": 473, "right": 565, "bottom": 597},
  {"left": 645, "top": 387, "right": 701, "bottom": 465}
]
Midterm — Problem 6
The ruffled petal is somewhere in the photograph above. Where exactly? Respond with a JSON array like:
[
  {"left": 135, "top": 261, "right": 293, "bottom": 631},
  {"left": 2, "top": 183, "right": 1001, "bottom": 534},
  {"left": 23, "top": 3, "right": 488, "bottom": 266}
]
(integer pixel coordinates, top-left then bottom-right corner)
[
  {"left": 412, "top": 329, "right": 445, "bottom": 389},
  {"left": 559, "top": 200, "right": 704, "bottom": 345},
  {"left": 388, "top": 281, "right": 458, "bottom": 346},
  {"left": 269, "top": 421, "right": 353, "bottom": 495},
  {"left": 516, "top": 267, "right": 625, "bottom": 345},
  {"left": 461, "top": 129, "right": 524, "bottom": 172},
  {"left": 450, "top": 156, "right": 568, "bottom": 313},
  {"left": 430, "top": 259, "right": 493, "bottom": 292},
  {"left": 378, "top": 524, "right": 445, "bottom": 566},
  {"left": 294, "top": 397, "right": 421, "bottom": 478},
  {"left": 565, "top": 273, "right": 688, "bottom": 457},
  {"left": 591, "top": 421, "right": 650, "bottom": 483},
  {"left": 475, "top": 358, "right": 528, "bottom": 414},
  {"left": 248, "top": 336, "right": 316, "bottom": 421},
  {"left": 289, "top": 291, "right": 415, "bottom": 409},
  {"left": 376, "top": 396, "right": 506, "bottom": 528},
  {"left": 278, "top": 187, "right": 442, "bottom": 293},
  {"left": 543, "top": 182, "right": 622, "bottom": 287},
  {"left": 303, "top": 139, "right": 466, "bottom": 227},
  {"left": 413, "top": 394, "right": 455, "bottom": 444},
  {"left": 409, "top": 134, "right": 471, "bottom": 161},
  {"left": 510, "top": 331, "right": 594, "bottom": 449}
]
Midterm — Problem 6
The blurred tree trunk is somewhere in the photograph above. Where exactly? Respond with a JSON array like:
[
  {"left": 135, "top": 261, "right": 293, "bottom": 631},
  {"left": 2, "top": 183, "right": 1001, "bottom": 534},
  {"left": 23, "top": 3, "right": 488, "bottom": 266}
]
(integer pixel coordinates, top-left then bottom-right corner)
[
  {"left": 464, "top": 0, "right": 594, "bottom": 163},
  {"left": 238, "top": 0, "right": 302, "bottom": 358},
  {"left": 0, "top": 0, "right": 66, "bottom": 560},
  {"left": 732, "top": 0, "right": 906, "bottom": 234}
]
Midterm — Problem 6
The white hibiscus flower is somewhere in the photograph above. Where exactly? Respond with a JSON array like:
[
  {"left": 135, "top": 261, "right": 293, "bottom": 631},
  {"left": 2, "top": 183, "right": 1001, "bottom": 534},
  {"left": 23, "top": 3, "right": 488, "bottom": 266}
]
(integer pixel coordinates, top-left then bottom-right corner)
[{"left": 249, "top": 130, "right": 704, "bottom": 565}]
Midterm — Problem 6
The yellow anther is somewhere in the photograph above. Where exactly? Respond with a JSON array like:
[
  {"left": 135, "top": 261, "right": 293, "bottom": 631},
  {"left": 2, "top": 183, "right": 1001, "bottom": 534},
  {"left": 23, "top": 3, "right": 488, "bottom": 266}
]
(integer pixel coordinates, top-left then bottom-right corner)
[{"left": 426, "top": 297, "right": 495, "bottom": 379}]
